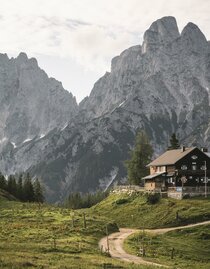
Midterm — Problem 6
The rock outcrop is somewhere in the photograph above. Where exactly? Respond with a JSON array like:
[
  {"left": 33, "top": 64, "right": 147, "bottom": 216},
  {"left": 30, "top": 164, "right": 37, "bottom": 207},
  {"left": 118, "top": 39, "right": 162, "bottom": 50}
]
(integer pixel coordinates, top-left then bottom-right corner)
[{"left": 0, "top": 52, "right": 78, "bottom": 146}]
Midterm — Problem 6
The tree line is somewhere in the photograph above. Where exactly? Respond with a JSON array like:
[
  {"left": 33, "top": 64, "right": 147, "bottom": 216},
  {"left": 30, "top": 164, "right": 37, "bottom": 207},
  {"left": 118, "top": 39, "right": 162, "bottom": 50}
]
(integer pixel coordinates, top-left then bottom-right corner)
[
  {"left": 66, "top": 191, "right": 108, "bottom": 209},
  {"left": 0, "top": 172, "right": 44, "bottom": 203}
]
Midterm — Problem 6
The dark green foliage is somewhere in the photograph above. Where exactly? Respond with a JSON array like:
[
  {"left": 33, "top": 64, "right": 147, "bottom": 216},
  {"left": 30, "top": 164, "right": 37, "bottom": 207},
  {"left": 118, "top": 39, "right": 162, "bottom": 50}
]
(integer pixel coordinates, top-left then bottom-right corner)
[
  {"left": 146, "top": 193, "right": 160, "bottom": 204},
  {"left": 0, "top": 172, "right": 7, "bottom": 190},
  {"left": 182, "top": 194, "right": 190, "bottom": 199},
  {"left": 115, "top": 198, "right": 128, "bottom": 205},
  {"left": 168, "top": 133, "right": 180, "bottom": 150},
  {"left": 125, "top": 131, "right": 153, "bottom": 185},
  {"left": 66, "top": 191, "right": 108, "bottom": 209},
  {"left": 7, "top": 175, "right": 17, "bottom": 197},
  {"left": 106, "top": 222, "right": 119, "bottom": 234},
  {"left": 23, "top": 173, "right": 35, "bottom": 202},
  {"left": 17, "top": 174, "right": 23, "bottom": 200},
  {"left": 33, "top": 178, "right": 44, "bottom": 203},
  {"left": 0, "top": 171, "right": 44, "bottom": 203}
]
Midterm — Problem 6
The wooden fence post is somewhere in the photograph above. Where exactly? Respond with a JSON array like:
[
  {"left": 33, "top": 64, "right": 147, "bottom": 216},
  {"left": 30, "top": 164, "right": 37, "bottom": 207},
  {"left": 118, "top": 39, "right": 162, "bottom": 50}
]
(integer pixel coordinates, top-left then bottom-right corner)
[{"left": 83, "top": 212, "right": 87, "bottom": 229}]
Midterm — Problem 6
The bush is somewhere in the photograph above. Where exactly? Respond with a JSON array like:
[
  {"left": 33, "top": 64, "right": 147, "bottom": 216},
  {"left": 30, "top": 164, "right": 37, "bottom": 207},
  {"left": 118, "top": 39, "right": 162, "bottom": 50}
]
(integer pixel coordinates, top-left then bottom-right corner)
[
  {"left": 199, "top": 232, "right": 210, "bottom": 240},
  {"left": 115, "top": 198, "right": 128, "bottom": 205},
  {"left": 183, "top": 194, "right": 190, "bottom": 199},
  {"left": 106, "top": 222, "right": 119, "bottom": 234},
  {"left": 146, "top": 193, "right": 160, "bottom": 204}
]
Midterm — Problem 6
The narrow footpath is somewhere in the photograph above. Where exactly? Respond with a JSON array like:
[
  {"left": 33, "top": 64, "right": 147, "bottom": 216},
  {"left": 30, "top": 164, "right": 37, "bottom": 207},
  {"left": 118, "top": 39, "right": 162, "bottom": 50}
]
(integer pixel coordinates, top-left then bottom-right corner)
[{"left": 99, "top": 220, "right": 210, "bottom": 267}]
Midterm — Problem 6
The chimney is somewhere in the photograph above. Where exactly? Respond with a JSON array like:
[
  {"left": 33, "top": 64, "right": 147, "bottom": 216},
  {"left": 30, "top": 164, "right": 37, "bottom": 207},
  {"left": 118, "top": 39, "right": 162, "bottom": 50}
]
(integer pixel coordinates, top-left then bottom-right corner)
[
  {"left": 181, "top": 146, "right": 185, "bottom": 152},
  {"left": 201, "top": 147, "right": 208, "bottom": 153}
]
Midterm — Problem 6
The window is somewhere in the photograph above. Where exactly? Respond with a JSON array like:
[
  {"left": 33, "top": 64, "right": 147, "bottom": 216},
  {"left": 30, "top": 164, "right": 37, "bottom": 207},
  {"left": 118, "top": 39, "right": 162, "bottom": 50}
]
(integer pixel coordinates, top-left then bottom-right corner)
[
  {"left": 192, "top": 165, "right": 197, "bottom": 170},
  {"left": 181, "top": 165, "right": 187, "bottom": 170},
  {"left": 191, "top": 155, "right": 198, "bottom": 160},
  {"left": 157, "top": 166, "right": 166, "bottom": 172},
  {"left": 168, "top": 178, "right": 174, "bottom": 183}
]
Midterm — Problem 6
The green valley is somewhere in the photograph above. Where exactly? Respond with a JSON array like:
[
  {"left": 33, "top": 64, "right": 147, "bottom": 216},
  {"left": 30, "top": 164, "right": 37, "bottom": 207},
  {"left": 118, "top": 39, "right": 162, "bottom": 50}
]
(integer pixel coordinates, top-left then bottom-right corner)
[
  {"left": 0, "top": 192, "right": 151, "bottom": 269},
  {"left": 1, "top": 190, "right": 210, "bottom": 268}
]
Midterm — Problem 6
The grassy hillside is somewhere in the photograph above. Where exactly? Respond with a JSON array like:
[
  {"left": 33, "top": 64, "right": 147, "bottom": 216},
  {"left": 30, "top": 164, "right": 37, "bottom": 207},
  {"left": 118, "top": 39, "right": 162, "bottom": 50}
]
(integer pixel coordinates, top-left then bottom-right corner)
[
  {"left": 124, "top": 224, "right": 210, "bottom": 269},
  {"left": 0, "top": 200, "right": 153, "bottom": 269},
  {"left": 1, "top": 191, "right": 210, "bottom": 268},
  {"left": 90, "top": 192, "right": 210, "bottom": 228}
]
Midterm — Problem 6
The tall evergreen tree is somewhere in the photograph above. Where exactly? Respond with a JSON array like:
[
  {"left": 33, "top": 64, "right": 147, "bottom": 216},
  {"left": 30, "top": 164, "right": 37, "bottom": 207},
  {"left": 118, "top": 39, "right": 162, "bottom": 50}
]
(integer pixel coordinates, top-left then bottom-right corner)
[
  {"left": 33, "top": 178, "right": 44, "bottom": 203},
  {"left": 168, "top": 133, "right": 180, "bottom": 150},
  {"left": 7, "top": 175, "right": 17, "bottom": 197},
  {"left": 23, "top": 173, "right": 34, "bottom": 202},
  {"left": 125, "top": 131, "right": 153, "bottom": 185},
  {"left": 0, "top": 172, "right": 6, "bottom": 191},
  {"left": 17, "top": 174, "right": 23, "bottom": 200}
]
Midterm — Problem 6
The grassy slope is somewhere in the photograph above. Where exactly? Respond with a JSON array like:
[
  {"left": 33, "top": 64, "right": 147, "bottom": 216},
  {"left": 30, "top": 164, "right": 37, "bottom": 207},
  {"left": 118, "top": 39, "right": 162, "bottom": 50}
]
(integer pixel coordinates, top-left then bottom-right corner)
[
  {"left": 1, "top": 191, "right": 210, "bottom": 268},
  {"left": 90, "top": 192, "right": 210, "bottom": 228},
  {"left": 0, "top": 200, "right": 152, "bottom": 269},
  {"left": 124, "top": 225, "right": 210, "bottom": 269}
]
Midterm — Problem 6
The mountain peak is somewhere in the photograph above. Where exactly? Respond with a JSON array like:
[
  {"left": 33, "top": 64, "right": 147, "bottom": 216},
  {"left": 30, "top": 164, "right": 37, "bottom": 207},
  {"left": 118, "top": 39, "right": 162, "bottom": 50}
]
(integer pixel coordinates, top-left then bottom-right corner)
[
  {"left": 142, "top": 16, "right": 180, "bottom": 53},
  {"left": 16, "top": 52, "right": 28, "bottom": 63},
  {"left": 181, "top": 22, "right": 208, "bottom": 52},
  {"left": 17, "top": 52, "right": 28, "bottom": 59}
]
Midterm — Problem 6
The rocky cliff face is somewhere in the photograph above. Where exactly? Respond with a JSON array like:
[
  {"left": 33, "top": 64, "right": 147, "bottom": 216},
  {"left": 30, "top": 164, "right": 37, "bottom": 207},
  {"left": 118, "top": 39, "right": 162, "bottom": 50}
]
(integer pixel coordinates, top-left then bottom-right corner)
[
  {"left": 0, "top": 52, "right": 78, "bottom": 147},
  {"left": 1, "top": 16, "right": 210, "bottom": 202}
]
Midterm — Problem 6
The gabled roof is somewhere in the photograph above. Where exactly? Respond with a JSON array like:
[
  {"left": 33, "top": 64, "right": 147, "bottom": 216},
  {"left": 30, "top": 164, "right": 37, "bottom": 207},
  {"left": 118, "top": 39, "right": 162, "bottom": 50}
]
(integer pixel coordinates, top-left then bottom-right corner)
[{"left": 147, "top": 147, "right": 196, "bottom": 166}]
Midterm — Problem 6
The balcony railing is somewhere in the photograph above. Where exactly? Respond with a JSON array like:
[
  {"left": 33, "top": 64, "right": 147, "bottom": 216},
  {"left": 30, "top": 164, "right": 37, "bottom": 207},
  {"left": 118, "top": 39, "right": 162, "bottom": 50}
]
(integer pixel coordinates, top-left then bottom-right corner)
[
  {"left": 168, "top": 186, "right": 210, "bottom": 193},
  {"left": 176, "top": 169, "right": 210, "bottom": 176}
]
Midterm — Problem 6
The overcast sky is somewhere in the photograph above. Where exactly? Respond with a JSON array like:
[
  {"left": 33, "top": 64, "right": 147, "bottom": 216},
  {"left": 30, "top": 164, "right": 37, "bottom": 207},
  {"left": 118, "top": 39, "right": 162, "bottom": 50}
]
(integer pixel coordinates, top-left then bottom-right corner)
[{"left": 0, "top": 0, "right": 209, "bottom": 102}]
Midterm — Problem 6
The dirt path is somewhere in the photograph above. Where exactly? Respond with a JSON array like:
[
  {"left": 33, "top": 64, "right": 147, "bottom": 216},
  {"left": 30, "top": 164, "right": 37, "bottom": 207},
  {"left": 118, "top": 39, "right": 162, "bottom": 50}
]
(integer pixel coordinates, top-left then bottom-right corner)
[{"left": 99, "top": 220, "right": 210, "bottom": 267}]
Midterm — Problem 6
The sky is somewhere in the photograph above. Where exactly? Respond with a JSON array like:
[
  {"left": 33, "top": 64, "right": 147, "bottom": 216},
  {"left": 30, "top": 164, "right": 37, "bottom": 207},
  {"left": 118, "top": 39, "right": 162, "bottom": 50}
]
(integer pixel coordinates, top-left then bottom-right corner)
[{"left": 0, "top": 0, "right": 209, "bottom": 103}]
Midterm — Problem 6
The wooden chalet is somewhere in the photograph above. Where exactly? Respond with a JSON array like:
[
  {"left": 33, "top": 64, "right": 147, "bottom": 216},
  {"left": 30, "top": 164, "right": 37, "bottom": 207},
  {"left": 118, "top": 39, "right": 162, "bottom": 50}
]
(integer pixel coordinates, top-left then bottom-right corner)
[{"left": 143, "top": 147, "right": 210, "bottom": 199}]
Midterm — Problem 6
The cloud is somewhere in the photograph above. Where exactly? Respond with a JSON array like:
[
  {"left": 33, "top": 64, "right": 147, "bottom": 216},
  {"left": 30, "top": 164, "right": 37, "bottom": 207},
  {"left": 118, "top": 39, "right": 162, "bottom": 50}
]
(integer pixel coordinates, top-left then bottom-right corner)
[
  {"left": 0, "top": 0, "right": 209, "bottom": 73},
  {"left": 0, "top": 0, "right": 209, "bottom": 101}
]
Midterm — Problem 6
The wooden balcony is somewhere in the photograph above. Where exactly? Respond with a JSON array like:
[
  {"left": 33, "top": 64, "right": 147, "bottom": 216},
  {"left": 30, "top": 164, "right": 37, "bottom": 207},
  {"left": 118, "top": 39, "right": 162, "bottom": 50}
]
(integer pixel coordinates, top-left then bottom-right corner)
[
  {"left": 168, "top": 186, "right": 210, "bottom": 193},
  {"left": 176, "top": 169, "right": 210, "bottom": 176}
]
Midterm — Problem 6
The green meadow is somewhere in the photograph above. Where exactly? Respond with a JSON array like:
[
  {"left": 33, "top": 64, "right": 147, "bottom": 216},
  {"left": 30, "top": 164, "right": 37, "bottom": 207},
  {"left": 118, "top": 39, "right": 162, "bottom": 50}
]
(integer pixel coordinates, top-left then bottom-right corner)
[
  {"left": 1, "top": 190, "right": 210, "bottom": 268},
  {"left": 0, "top": 198, "right": 151, "bottom": 269},
  {"left": 124, "top": 224, "right": 210, "bottom": 269},
  {"left": 90, "top": 192, "right": 210, "bottom": 228}
]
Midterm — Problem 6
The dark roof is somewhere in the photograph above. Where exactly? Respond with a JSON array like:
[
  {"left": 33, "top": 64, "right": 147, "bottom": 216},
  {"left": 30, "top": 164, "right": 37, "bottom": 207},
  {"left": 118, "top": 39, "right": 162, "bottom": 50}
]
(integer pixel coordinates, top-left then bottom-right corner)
[{"left": 147, "top": 147, "right": 196, "bottom": 166}]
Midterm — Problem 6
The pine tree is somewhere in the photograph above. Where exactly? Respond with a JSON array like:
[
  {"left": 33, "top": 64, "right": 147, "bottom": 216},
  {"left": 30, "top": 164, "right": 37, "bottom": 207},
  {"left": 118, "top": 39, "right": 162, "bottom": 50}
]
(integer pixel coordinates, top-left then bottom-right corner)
[
  {"left": 168, "top": 133, "right": 180, "bottom": 150},
  {"left": 125, "top": 131, "right": 153, "bottom": 185},
  {"left": 17, "top": 174, "right": 23, "bottom": 201},
  {"left": 0, "top": 172, "right": 6, "bottom": 191},
  {"left": 33, "top": 178, "right": 44, "bottom": 203},
  {"left": 23, "top": 173, "right": 34, "bottom": 202},
  {"left": 7, "top": 175, "right": 17, "bottom": 197}
]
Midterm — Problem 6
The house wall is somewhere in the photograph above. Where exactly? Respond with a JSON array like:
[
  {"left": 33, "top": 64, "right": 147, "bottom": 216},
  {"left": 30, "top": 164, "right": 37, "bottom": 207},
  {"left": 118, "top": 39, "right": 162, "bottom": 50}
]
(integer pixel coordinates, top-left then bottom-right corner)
[
  {"left": 166, "top": 165, "right": 175, "bottom": 173},
  {"left": 150, "top": 166, "right": 166, "bottom": 174},
  {"left": 145, "top": 181, "right": 156, "bottom": 191},
  {"left": 150, "top": 166, "right": 156, "bottom": 175},
  {"left": 175, "top": 148, "right": 210, "bottom": 187},
  {"left": 145, "top": 181, "right": 162, "bottom": 191}
]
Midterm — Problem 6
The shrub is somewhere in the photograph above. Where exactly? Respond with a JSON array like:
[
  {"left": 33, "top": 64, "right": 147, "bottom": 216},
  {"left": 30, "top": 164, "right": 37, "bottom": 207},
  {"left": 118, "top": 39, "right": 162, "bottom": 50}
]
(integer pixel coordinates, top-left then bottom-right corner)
[
  {"left": 115, "top": 198, "right": 128, "bottom": 205},
  {"left": 146, "top": 193, "right": 160, "bottom": 204},
  {"left": 183, "top": 194, "right": 190, "bottom": 199},
  {"left": 106, "top": 222, "right": 119, "bottom": 234},
  {"left": 199, "top": 232, "right": 210, "bottom": 240}
]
